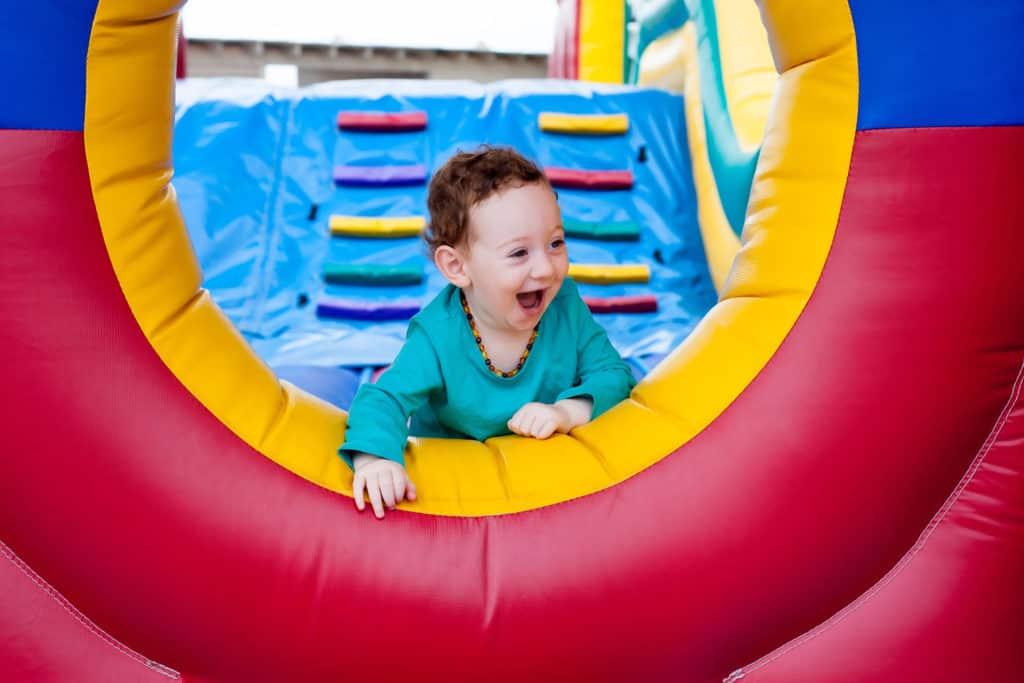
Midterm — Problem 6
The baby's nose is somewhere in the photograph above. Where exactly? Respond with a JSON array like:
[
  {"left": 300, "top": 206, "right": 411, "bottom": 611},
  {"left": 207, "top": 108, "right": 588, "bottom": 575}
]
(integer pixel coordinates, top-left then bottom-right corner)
[{"left": 531, "top": 254, "right": 555, "bottom": 279}]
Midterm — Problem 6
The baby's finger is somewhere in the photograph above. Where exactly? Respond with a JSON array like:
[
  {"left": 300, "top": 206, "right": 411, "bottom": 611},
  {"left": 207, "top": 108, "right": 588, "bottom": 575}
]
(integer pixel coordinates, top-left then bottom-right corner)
[
  {"left": 352, "top": 472, "right": 366, "bottom": 511},
  {"left": 536, "top": 418, "right": 557, "bottom": 439},
  {"left": 366, "top": 478, "right": 386, "bottom": 519},
  {"left": 380, "top": 473, "right": 397, "bottom": 509},
  {"left": 392, "top": 469, "right": 406, "bottom": 503},
  {"left": 507, "top": 415, "right": 524, "bottom": 435},
  {"left": 521, "top": 412, "right": 538, "bottom": 436},
  {"left": 405, "top": 474, "right": 418, "bottom": 501}
]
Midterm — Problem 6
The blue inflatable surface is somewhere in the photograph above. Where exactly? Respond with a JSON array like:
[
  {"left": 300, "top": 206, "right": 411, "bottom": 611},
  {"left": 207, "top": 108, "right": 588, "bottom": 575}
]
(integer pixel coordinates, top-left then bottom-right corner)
[{"left": 173, "top": 79, "right": 715, "bottom": 406}]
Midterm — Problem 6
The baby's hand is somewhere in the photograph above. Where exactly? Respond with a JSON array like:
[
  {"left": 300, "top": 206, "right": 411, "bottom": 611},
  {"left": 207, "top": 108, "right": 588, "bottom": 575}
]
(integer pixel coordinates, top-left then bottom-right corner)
[
  {"left": 351, "top": 453, "right": 417, "bottom": 519},
  {"left": 507, "top": 402, "right": 573, "bottom": 439}
]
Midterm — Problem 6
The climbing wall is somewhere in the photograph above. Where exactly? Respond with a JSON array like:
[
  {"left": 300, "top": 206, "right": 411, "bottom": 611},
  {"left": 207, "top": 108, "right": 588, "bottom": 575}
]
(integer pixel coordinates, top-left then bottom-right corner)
[{"left": 173, "top": 78, "right": 716, "bottom": 405}]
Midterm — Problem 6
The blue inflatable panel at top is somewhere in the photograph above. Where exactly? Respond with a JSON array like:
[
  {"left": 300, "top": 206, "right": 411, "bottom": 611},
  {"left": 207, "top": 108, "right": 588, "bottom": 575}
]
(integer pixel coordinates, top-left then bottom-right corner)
[
  {"left": 851, "top": 0, "right": 1024, "bottom": 129},
  {"left": 173, "top": 79, "right": 716, "bottom": 375},
  {"left": 0, "top": 1, "right": 99, "bottom": 131}
]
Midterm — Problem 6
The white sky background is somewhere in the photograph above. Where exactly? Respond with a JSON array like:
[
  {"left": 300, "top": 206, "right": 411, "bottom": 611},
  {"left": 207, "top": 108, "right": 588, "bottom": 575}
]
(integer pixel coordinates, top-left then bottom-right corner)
[{"left": 181, "top": 0, "right": 558, "bottom": 54}]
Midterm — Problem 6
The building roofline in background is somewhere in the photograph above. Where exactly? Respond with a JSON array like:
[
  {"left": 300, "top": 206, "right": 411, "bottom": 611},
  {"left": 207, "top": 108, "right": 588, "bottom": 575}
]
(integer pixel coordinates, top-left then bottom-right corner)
[{"left": 186, "top": 37, "right": 549, "bottom": 63}]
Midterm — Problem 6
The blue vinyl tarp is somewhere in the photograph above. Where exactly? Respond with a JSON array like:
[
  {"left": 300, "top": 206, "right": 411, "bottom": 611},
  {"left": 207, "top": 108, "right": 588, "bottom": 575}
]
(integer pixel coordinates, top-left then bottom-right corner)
[{"left": 173, "top": 78, "right": 715, "bottom": 406}]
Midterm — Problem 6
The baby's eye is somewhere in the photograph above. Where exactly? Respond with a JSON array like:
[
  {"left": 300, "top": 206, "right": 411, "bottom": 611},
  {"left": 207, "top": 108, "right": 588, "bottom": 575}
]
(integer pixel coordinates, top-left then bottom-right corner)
[
  {"left": 550, "top": 238, "right": 565, "bottom": 249},
  {"left": 509, "top": 248, "right": 528, "bottom": 258}
]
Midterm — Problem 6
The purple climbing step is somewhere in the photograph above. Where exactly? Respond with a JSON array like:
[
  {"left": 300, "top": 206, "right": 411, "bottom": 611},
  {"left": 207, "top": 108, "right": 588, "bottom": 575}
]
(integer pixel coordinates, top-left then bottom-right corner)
[
  {"left": 316, "top": 297, "right": 421, "bottom": 321},
  {"left": 333, "top": 164, "right": 428, "bottom": 187}
]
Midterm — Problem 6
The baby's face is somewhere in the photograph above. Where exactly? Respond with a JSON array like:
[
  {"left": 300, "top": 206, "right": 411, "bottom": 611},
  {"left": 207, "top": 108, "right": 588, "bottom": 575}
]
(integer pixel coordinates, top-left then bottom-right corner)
[{"left": 460, "top": 182, "right": 568, "bottom": 333}]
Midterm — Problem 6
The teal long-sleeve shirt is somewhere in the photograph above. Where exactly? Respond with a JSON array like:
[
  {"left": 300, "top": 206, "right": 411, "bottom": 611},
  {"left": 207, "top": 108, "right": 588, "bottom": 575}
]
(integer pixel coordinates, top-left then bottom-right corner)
[{"left": 339, "top": 279, "right": 636, "bottom": 468}]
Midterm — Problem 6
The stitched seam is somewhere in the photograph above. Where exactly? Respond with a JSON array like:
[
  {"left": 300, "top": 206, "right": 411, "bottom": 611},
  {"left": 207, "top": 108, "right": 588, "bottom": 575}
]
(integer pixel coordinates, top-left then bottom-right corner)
[
  {"left": 733, "top": 355, "right": 1024, "bottom": 679},
  {"left": 0, "top": 540, "right": 181, "bottom": 680}
]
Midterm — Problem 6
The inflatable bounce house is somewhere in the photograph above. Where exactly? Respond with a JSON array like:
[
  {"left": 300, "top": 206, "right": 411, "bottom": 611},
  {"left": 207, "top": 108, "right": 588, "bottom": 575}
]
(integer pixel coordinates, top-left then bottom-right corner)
[{"left": 2, "top": 0, "right": 1023, "bottom": 681}]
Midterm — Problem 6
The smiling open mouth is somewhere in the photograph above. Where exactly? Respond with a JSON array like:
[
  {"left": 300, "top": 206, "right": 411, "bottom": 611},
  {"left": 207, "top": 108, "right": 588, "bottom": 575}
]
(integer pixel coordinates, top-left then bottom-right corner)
[{"left": 516, "top": 289, "right": 545, "bottom": 311}]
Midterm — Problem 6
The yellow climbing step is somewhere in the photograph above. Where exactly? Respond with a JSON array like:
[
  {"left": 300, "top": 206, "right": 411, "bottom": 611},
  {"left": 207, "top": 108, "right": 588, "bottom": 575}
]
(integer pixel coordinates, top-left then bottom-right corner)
[
  {"left": 329, "top": 215, "right": 426, "bottom": 238},
  {"left": 568, "top": 263, "right": 650, "bottom": 284},
  {"left": 538, "top": 112, "right": 630, "bottom": 135}
]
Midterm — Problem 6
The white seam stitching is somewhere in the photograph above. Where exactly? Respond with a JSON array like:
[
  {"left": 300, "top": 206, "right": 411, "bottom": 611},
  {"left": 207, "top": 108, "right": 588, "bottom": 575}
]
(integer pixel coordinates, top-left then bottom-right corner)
[
  {"left": 0, "top": 540, "right": 181, "bottom": 680},
  {"left": 733, "top": 356, "right": 1024, "bottom": 679}
]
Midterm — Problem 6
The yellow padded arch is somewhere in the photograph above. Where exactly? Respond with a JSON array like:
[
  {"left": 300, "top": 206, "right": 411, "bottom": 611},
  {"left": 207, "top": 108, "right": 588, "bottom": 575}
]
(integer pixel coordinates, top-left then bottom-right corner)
[{"left": 82, "top": 0, "right": 857, "bottom": 517}]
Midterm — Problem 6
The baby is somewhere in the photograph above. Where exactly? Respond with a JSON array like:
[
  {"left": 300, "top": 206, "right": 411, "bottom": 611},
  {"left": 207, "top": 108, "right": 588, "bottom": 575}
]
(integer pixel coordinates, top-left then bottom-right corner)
[{"left": 339, "top": 146, "right": 636, "bottom": 518}]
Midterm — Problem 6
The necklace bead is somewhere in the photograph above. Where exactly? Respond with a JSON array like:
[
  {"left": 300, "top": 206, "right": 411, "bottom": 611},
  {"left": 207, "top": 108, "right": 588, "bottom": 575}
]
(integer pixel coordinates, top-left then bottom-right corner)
[{"left": 460, "top": 290, "right": 538, "bottom": 378}]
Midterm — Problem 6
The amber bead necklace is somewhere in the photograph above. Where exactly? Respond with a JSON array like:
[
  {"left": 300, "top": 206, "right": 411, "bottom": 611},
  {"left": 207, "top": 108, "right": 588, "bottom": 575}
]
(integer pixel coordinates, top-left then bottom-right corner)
[{"left": 460, "top": 290, "right": 539, "bottom": 378}]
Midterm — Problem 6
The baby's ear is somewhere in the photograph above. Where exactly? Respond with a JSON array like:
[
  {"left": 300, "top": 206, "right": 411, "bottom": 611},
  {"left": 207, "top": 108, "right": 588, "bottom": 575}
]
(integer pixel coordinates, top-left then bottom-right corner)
[{"left": 434, "top": 245, "right": 471, "bottom": 287}]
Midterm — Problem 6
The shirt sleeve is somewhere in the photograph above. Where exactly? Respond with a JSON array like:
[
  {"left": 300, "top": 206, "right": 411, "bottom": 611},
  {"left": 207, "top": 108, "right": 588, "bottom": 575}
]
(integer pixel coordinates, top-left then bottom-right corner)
[
  {"left": 338, "top": 321, "right": 445, "bottom": 469},
  {"left": 555, "top": 288, "right": 637, "bottom": 418}
]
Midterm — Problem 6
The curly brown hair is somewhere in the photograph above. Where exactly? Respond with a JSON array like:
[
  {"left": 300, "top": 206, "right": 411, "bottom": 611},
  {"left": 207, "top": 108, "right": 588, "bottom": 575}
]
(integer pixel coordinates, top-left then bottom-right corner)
[{"left": 425, "top": 146, "right": 550, "bottom": 253}]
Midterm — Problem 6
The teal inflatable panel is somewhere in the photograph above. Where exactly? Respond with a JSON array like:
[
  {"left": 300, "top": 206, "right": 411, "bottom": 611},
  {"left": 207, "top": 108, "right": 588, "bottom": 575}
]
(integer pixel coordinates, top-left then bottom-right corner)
[
  {"left": 685, "top": 0, "right": 760, "bottom": 236},
  {"left": 173, "top": 79, "right": 715, "bottom": 386}
]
